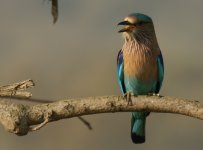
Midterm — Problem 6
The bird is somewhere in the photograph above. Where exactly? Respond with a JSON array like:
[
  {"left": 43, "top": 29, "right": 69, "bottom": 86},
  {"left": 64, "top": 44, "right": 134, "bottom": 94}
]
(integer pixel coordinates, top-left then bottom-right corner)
[{"left": 117, "top": 13, "right": 164, "bottom": 144}]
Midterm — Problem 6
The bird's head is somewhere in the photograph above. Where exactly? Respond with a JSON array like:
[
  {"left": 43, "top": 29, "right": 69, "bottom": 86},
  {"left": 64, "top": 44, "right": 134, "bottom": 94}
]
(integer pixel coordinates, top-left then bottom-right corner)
[{"left": 118, "top": 13, "right": 155, "bottom": 40}]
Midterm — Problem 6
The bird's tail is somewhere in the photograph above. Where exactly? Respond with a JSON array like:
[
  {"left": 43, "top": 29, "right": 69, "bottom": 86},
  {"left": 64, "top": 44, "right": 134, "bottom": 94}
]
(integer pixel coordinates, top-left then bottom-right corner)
[{"left": 131, "top": 112, "right": 148, "bottom": 144}]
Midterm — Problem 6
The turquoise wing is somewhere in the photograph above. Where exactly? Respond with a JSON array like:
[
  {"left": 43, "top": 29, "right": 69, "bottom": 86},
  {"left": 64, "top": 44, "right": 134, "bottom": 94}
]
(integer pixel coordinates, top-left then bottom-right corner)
[
  {"left": 155, "top": 50, "right": 164, "bottom": 93},
  {"left": 117, "top": 50, "right": 126, "bottom": 94}
]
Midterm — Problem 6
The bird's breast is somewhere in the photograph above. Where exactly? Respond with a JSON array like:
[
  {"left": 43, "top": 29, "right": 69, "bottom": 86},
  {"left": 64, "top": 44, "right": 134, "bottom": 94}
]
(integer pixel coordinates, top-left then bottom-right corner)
[{"left": 123, "top": 49, "right": 158, "bottom": 81}]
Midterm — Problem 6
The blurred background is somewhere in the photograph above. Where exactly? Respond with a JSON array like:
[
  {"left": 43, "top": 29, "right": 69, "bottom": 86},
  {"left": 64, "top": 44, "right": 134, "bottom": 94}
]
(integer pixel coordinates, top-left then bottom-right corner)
[{"left": 0, "top": 0, "right": 203, "bottom": 149}]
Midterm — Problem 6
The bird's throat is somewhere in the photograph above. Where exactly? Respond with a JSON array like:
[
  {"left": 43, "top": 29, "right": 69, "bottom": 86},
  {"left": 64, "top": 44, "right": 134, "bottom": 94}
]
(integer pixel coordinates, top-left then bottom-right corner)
[{"left": 122, "top": 37, "right": 159, "bottom": 81}]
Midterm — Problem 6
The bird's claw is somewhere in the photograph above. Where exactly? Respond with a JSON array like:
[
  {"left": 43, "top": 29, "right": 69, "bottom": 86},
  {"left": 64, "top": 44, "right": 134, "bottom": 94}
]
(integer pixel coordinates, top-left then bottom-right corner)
[
  {"left": 123, "top": 92, "right": 134, "bottom": 105},
  {"left": 148, "top": 93, "right": 162, "bottom": 97}
]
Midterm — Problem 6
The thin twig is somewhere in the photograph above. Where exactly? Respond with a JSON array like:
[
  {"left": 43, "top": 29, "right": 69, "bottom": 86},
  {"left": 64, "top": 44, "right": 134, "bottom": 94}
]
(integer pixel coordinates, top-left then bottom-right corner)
[
  {"left": 78, "top": 116, "right": 92, "bottom": 130},
  {"left": 30, "top": 116, "right": 49, "bottom": 131}
]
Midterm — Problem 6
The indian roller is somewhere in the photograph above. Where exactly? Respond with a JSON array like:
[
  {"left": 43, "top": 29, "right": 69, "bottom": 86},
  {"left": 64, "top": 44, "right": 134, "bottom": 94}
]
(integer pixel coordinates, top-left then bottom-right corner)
[{"left": 117, "top": 13, "right": 164, "bottom": 143}]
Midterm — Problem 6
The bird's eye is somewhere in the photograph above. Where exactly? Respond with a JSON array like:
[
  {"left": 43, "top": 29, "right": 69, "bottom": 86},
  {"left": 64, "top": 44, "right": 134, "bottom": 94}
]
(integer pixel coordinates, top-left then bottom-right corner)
[{"left": 137, "top": 22, "right": 144, "bottom": 26}]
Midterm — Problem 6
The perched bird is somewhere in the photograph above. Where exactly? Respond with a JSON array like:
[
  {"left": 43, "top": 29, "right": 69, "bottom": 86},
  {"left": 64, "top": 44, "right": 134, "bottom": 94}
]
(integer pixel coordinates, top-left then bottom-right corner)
[{"left": 117, "top": 13, "right": 164, "bottom": 143}]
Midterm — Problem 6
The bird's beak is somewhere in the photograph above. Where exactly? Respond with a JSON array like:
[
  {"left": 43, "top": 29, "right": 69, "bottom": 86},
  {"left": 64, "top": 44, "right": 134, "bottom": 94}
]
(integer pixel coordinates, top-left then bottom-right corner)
[
  {"left": 117, "top": 21, "right": 132, "bottom": 26},
  {"left": 117, "top": 21, "right": 134, "bottom": 33}
]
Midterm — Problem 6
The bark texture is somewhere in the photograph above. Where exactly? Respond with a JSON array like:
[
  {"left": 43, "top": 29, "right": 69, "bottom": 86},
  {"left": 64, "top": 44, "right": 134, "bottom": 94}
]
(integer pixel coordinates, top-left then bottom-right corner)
[
  {"left": 0, "top": 95, "right": 202, "bottom": 136},
  {"left": 0, "top": 80, "right": 202, "bottom": 136}
]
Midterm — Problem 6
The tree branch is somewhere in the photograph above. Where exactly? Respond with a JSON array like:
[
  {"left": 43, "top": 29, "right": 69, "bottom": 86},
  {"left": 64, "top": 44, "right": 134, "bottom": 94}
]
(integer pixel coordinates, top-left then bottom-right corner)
[
  {"left": 0, "top": 79, "right": 34, "bottom": 98},
  {"left": 0, "top": 95, "right": 202, "bottom": 136}
]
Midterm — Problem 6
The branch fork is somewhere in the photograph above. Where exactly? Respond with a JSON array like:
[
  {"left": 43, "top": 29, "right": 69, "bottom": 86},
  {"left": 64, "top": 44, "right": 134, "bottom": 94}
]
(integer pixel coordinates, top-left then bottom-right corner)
[{"left": 0, "top": 79, "right": 202, "bottom": 136}]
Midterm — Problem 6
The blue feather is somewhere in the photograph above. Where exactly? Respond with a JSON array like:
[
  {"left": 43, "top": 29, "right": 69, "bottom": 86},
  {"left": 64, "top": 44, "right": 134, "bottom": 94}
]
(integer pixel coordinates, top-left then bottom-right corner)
[
  {"left": 117, "top": 11, "right": 164, "bottom": 144},
  {"left": 155, "top": 51, "right": 164, "bottom": 93},
  {"left": 117, "top": 50, "right": 126, "bottom": 94},
  {"left": 117, "top": 49, "right": 164, "bottom": 144}
]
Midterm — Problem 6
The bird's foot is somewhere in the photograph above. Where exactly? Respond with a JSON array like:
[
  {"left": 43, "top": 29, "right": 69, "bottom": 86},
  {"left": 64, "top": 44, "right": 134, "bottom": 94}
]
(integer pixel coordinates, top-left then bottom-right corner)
[
  {"left": 123, "top": 92, "right": 135, "bottom": 105},
  {"left": 147, "top": 93, "right": 162, "bottom": 98}
]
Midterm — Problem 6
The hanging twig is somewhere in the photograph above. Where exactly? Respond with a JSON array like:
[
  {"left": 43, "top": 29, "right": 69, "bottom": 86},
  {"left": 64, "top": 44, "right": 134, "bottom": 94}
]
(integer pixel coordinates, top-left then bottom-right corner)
[{"left": 51, "top": 0, "right": 58, "bottom": 23}]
